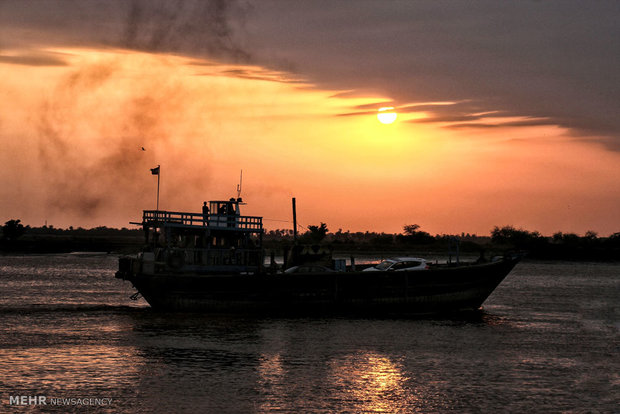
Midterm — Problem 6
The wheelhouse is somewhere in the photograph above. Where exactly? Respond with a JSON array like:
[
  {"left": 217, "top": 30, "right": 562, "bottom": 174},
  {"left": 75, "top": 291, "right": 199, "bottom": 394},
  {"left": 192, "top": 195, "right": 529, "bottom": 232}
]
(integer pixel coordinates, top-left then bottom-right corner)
[{"left": 138, "top": 197, "right": 263, "bottom": 274}]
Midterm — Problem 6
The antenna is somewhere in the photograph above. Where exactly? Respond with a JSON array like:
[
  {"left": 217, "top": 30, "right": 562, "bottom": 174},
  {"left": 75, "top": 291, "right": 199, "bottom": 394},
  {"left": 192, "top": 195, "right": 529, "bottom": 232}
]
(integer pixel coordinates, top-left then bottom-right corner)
[{"left": 236, "top": 170, "right": 243, "bottom": 200}]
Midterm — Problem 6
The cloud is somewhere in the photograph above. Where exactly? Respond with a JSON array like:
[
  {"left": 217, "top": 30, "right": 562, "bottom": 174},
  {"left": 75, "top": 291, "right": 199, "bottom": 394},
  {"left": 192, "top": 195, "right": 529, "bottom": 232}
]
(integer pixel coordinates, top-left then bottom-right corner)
[
  {"left": 199, "top": 66, "right": 303, "bottom": 84},
  {"left": 1, "top": 0, "right": 619, "bottom": 148},
  {"left": 245, "top": 0, "right": 620, "bottom": 147},
  {"left": 0, "top": 51, "right": 68, "bottom": 66},
  {"left": 444, "top": 118, "right": 556, "bottom": 130},
  {"left": 121, "top": 0, "right": 251, "bottom": 60},
  {"left": 0, "top": 0, "right": 251, "bottom": 61}
]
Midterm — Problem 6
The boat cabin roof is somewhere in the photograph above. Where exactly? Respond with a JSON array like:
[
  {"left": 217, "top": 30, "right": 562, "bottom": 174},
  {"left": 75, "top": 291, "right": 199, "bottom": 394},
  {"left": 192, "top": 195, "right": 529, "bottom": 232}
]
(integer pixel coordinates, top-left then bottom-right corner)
[{"left": 139, "top": 198, "right": 262, "bottom": 234}]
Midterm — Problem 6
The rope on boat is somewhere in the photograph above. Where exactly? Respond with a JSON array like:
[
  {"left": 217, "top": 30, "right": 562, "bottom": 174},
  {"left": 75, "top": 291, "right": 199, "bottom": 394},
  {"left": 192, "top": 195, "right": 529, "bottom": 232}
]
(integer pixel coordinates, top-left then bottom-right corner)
[
  {"left": 130, "top": 292, "right": 142, "bottom": 301},
  {"left": 262, "top": 218, "right": 309, "bottom": 231}
]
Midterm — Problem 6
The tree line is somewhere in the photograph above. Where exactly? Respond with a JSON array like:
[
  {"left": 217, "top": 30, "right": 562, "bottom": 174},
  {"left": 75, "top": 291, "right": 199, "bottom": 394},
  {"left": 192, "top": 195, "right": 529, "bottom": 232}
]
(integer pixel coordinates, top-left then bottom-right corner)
[
  {"left": 263, "top": 223, "right": 620, "bottom": 260},
  {"left": 2, "top": 219, "right": 619, "bottom": 260}
]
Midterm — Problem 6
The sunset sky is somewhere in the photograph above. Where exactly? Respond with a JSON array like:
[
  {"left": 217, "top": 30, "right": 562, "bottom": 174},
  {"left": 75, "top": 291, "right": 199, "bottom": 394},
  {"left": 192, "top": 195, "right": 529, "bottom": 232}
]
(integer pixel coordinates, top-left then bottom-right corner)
[{"left": 1, "top": 0, "right": 619, "bottom": 236}]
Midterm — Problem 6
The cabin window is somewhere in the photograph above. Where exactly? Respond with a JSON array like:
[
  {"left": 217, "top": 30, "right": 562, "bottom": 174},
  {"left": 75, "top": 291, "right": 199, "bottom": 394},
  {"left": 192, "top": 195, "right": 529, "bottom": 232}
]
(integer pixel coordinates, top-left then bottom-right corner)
[
  {"left": 392, "top": 261, "right": 421, "bottom": 270},
  {"left": 375, "top": 261, "right": 394, "bottom": 271}
]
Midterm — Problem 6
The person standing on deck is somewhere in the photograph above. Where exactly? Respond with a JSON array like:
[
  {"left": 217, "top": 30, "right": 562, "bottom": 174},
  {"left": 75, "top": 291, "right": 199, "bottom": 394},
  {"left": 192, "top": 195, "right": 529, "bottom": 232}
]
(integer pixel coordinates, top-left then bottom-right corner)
[
  {"left": 227, "top": 198, "right": 236, "bottom": 228},
  {"left": 202, "top": 202, "right": 209, "bottom": 225}
]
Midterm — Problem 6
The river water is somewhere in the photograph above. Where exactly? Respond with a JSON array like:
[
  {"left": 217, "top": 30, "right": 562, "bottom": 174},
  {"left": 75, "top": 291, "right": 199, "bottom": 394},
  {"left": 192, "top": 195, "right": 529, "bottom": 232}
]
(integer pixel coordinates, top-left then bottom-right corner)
[{"left": 0, "top": 255, "right": 617, "bottom": 412}]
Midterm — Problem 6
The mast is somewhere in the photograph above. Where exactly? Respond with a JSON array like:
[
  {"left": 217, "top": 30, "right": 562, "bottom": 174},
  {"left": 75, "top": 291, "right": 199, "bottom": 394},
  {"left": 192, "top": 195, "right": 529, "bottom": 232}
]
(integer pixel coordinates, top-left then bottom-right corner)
[
  {"left": 292, "top": 197, "right": 297, "bottom": 242},
  {"left": 236, "top": 170, "right": 243, "bottom": 200},
  {"left": 150, "top": 165, "right": 161, "bottom": 211},
  {"left": 156, "top": 169, "right": 160, "bottom": 211}
]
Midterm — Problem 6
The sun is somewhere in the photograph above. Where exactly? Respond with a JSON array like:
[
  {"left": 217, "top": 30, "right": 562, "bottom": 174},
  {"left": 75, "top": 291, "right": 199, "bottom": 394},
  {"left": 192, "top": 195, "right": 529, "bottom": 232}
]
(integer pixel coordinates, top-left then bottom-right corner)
[{"left": 377, "top": 107, "right": 397, "bottom": 124}]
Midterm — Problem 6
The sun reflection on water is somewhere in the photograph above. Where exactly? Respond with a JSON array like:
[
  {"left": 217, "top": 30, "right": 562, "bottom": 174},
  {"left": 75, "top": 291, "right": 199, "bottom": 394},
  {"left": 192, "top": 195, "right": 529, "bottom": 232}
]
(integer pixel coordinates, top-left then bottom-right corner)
[
  {"left": 330, "top": 352, "right": 412, "bottom": 413},
  {"left": 256, "top": 353, "right": 286, "bottom": 411},
  {"left": 0, "top": 344, "right": 141, "bottom": 394}
]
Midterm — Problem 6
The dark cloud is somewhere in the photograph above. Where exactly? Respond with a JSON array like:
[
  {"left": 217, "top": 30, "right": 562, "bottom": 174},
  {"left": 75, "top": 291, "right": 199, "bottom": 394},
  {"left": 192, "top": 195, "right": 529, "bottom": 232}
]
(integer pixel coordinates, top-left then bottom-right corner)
[
  {"left": 211, "top": 67, "right": 302, "bottom": 83},
  {"left": 121, "top": 0, "right": 250, "bottom": 60},
  {"left": 445, "top": 118, "right": 556, "bottom": 130},
  {"left": 2, "top": 0, "right": 619, "bottom": 147},
  {"left": 0, "top": 0, "right": 251, "bottom": 61},
  {"left": 0, "top": 51, "right": 68, "bottom": 66},
  {"left": 246, "top": 0, "right": 620, "bottom": 147}
]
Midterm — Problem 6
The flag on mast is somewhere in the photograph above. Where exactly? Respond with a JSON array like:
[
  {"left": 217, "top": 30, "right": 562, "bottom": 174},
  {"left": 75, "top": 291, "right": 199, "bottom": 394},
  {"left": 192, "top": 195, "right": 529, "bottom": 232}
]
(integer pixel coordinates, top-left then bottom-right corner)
[{"left": 150, "top": 165, "right": 161, "bottom": 211}]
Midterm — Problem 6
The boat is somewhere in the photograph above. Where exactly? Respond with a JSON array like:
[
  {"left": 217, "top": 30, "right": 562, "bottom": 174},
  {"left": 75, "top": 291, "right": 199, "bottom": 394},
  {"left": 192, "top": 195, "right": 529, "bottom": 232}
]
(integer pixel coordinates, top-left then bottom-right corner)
[{"left": 115, "top": 197, "right": 520, "bottom": 315}]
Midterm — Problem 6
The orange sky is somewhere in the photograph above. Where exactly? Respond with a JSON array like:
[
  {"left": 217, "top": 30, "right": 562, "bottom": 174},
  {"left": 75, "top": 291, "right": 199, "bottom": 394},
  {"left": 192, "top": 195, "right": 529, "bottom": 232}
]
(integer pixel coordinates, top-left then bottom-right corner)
[{"left": 0, "top": 47, "right": 619, "bottom": 236}]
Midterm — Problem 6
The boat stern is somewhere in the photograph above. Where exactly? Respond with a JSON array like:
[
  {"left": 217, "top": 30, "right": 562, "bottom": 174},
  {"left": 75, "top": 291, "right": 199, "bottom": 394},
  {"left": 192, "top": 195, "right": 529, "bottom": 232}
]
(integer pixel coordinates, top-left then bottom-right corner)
[{"left": 115, "top": 255, "right": 140, "bottom": 280}]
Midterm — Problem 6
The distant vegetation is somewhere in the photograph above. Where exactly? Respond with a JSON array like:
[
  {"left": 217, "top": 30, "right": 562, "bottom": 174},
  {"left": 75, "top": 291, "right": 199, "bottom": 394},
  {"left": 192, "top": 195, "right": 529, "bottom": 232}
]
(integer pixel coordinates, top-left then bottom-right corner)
[
  {"left": 1, "top": 219, "right": 619, "bottom": 260},
  {"left": 489, "top": 225, "right": 620, "bottom": 261},
  {"left": 264, "top": 224, "right": 620, "bottom": 261},
  {"left": 264, "top": 223, "right": 489, "bottom": 253},
  {"left": 1, "top": 219, "right": 25, "bottom": 241},
  {"left": 0, "top": 220, "right": 142, "bottom": 254}
]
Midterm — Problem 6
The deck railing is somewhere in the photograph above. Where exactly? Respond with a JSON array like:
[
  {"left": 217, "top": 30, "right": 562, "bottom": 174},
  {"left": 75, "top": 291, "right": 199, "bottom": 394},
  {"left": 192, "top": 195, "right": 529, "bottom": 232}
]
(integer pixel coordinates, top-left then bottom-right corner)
[{"left": 143, "top": 210, "right": 263, "bottom": 231}]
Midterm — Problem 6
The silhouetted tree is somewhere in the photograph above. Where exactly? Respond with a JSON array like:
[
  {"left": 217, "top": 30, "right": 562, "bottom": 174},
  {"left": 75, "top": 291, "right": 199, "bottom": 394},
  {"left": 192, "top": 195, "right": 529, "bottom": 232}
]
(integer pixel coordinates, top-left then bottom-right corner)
[
  {"left": 303, "top": 223, "right": 329, "bottom": 243},
  {"left": 403, "top": 224, "right": 420, "bottom": 235},
  {"left": 584, "top": 230, "right": 598, "bottom": 240},
  {"left": 2, "top": 219, "right": 26, "bottom": 241},
  {"left": 491, "top": 225, "right": 542, "bottom": 249},
  {"left": 399, "top": 223, "right": 434, "bottom": 244},
  {"left": 605, "top": 232, "right": 620, "bottom": 247}
]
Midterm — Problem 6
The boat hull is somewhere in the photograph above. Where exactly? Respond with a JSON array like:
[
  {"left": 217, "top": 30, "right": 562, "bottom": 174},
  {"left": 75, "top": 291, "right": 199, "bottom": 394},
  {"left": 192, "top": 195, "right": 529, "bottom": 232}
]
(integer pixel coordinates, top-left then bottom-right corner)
[{"left": 124, "top": 258, "right": 520, "bottom": 315}]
